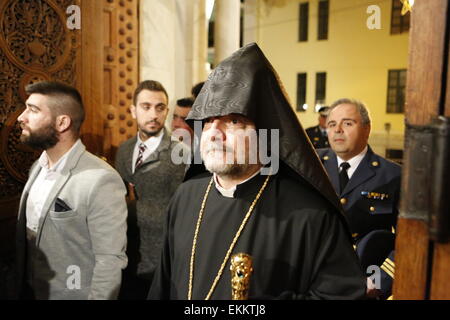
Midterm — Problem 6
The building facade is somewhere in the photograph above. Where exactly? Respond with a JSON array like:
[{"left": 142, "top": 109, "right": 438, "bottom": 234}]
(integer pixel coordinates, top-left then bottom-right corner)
[{"left": 247, "top": 0, "right": 410, "bottom": 156}]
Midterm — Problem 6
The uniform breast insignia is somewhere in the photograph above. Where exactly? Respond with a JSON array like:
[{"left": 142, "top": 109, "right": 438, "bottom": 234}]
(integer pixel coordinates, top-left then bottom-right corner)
[
  {"left": 314, "top": 137, "right": 320, "bottom": 141},
  {"left": 361, "top": 191, "right": 389, "bottom": 200},
  {"left": 323, "top": 156, "right": 329, "bottom": 161}
]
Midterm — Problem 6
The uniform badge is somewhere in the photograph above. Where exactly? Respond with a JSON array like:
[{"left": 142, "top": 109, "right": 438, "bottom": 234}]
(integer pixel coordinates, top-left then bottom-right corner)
[{"left": 361, "top": 191, "right": 389, "bottom": 200}]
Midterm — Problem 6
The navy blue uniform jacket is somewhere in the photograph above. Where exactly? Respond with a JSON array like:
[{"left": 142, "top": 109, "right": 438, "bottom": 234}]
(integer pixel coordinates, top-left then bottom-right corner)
[{"left": 317, "top": 146, "right": 401, "bottom": 241}]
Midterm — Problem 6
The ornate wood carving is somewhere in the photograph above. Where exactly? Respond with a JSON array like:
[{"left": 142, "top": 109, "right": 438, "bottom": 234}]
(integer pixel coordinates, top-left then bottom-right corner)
[{"left": 102, "top": 0, "right": 138, "bottom": 162}]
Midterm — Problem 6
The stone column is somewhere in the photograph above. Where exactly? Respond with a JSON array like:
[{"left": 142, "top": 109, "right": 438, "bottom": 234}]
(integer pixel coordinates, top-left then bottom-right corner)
[
  {"left": 243, "top": 0, "right": 259, "bottom": 45},
  {"left": 214, "top": 0, "right": 241, "bottom": 65},
  {"left": 140, "top": 0, "right": 208, "bottom": 128},
  {"left": 192, "top": 0, "right": 208, "bottom": 84},
  {"left": 140, "top": 0, "right": 176, "bottom": 97}
]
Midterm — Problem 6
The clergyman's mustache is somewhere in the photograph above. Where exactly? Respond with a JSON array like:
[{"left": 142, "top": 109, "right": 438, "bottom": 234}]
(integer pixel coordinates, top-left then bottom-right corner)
[{"left": 203, "top": 144, "right": 233, "bottom": 154}]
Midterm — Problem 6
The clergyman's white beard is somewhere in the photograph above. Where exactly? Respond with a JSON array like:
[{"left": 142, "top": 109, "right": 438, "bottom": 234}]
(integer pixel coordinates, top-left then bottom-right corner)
[{"left": 202, "top": 149, "right": 251, "bottom": 177}]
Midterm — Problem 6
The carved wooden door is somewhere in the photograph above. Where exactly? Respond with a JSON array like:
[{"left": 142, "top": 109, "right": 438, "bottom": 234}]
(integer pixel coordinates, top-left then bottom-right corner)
[
  {"left": 101, "top": 0, "right": 139, "bottom": 161},
  {"left": 394, "top": 0, "right": 450, "bottom": 299}
]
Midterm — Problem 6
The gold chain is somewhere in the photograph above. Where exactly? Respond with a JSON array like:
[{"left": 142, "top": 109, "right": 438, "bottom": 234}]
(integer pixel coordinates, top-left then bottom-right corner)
[{"left": 188, "top": 173, "right": 271, "bottom": 300}]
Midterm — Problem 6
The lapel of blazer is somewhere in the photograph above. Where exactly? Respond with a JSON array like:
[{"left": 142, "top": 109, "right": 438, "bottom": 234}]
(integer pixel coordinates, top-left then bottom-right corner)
[
  {"left": 123, "top": 136, "right": 137, "bottom": 178},
  {"left": 17, "top": 161, "right": 42, "bottom": 225},
  {"left": 136, "top": 128, "right": 170, "bottom": 171},
  {"left": 323, "top": 150, "right": 340, "bottom": 194},
  {"left": 341, "top": 146, "right": 376, "bottom": 196},
  {"left": 36, "top": 141, "right": 86, "bottom": 244}
]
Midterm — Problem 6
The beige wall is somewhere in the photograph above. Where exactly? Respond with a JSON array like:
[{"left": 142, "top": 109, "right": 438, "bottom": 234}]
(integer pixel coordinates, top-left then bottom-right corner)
[
  {"left": 251, "top": 0, "right": 409, "bottom": 154},
  {"left": 140, "top": 0, "right": 208, "bottom": 129}
]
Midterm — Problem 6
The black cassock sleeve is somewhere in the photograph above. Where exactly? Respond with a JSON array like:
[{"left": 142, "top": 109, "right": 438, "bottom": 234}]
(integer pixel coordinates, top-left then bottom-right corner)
[
  {"left": 306, "top": 211, "right": 366, "bottom": 299},
  {"left": 271, "top": 209, "right": 366, "bottom": 300}
]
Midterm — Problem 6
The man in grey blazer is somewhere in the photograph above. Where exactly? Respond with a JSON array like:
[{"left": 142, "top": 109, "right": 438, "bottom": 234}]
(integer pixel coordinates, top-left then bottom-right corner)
[
  {"left": 115, "top": 80, "right": 186, "bottom": 299},
  {"left": 15, "top": 82, "right": 128, "bottom": 300}
]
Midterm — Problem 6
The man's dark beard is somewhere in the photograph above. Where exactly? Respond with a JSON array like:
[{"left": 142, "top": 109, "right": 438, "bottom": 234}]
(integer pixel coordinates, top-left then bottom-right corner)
[
  {"left": 20, "top": 123, "right": 60, "bottom": 150},
  {"left": 139, "top": 123, "right": 163, "bottom": 138}
]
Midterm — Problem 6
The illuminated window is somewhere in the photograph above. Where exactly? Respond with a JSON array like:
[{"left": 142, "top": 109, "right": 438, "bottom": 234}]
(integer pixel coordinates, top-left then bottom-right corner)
[
  {"left": 299, "top": 2, "right": 309, "bottom": 42},
  {"left": 318, "top": 0, "right": 329, "bottom": 40},
  {"left": 391, "top": 0, "right": 410, "bottom": 34},
  {"left": 315, "top": 72, "right": 327, "bottom": 105},
  {"left": 297, "top": 73, "right": 307, "bottom": 112},
  {"left": 387, "top": 69, "right": 407, "bottom": 113}
]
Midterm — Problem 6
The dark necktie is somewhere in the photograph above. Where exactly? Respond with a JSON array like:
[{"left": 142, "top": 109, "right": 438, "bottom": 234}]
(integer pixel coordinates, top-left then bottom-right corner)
[
  {"left": 339, "top": 162, "right": 350, "bottom": 193},
  {"left": 135, "top": 143, "right": 146, "bottom": 170}
]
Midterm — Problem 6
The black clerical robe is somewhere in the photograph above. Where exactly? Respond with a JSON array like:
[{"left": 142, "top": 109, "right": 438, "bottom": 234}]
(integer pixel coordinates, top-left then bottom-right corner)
[{"left": 148, "top": 171, "right": 366, "bottom": 300}]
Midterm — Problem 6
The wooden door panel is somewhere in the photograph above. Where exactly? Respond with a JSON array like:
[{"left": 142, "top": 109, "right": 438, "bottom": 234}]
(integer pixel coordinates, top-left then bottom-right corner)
[
  {"left": 102, "top": 0, "right": 138, "bottom": 163},
  {"left": 430, "top": 11, "right": 450, "bottom": 297},
  {"left": 394, "top": 0, "right": 450, "bottom": 299},
  {"left": 394, "top": 220, "right": 430, "bottom": 299},
  {"left": 430, "top": 243, "right": 450, "bottom": 299}
]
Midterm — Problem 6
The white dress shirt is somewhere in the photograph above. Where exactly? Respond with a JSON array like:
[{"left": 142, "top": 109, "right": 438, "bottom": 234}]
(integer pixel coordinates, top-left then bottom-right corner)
[
  {"left": 213, "top": 168, "right": 262, "bottom": 198},
  {"left": 26, "top": 139, "right": 81, "bottom": 232},
  {"left": 132, "top": 129, "right": 164, "bottom": 173},
  {"left": 336, "top": 146, "right": 368, "bottom": 179}
]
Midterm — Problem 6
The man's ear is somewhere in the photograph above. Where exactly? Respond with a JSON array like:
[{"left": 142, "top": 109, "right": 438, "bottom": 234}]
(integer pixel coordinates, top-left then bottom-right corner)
[
  {"left": 130, "top": 105, "right": 137, "bottom": 119},
  {"left": 365, "top": 124, "right": 372, "bottom": 139},
  {"left": 56, "top": 115, "right": 72, "bottom": 133}
]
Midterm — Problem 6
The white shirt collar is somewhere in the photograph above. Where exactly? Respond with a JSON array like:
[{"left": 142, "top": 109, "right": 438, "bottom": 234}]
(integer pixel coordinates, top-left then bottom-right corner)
[
  {"left": 38, "top": 139, "right": 81, "bottom": 172},
  {"left": 132, "top": 129, "right": 165, "bottom": 173},
  {"left": 336, "top": 146, "right": 368, "bottom": 179},
  {"left": 213, "top": 168, "right": 262, "bottom": 198}
]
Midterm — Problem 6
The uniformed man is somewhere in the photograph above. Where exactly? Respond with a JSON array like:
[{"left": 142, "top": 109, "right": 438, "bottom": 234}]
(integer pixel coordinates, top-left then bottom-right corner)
[
  {"left": 306, "top": 106, "right": 330, "bottom": 149},
  {"left": 317, "top": 98, "right": 401, "bottom": 299},
  {"left": 355, "top": 230, "right": 395, "bottom": 299}
]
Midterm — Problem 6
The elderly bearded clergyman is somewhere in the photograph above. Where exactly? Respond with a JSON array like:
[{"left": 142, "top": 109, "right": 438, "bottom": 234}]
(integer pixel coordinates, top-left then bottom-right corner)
[{"left": 148, "top": 43, "right": 366, "bottom": 300}]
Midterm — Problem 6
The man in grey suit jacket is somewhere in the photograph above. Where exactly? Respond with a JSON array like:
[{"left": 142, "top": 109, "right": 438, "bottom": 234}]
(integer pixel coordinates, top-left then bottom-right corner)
[
  {"left": 15, "top": 82, "right": 128, "bottom": 300},
  {"left": 115, "top": 80, "right": 186, "bottom": 299}
]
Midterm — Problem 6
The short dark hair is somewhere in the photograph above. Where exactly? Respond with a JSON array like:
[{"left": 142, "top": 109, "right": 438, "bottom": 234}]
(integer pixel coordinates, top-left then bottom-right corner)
[
  {"left": 133, "top": 80, "right": 168, "bottom": 105},
  {"left": 25, "top": 81, "right": 85, "bottom": 133},
  {"left": 191, "top": 81, "right": 205, "bottom": 98},
  {"left": 176, "top": 97, "right": 194, "bottom": 108}
]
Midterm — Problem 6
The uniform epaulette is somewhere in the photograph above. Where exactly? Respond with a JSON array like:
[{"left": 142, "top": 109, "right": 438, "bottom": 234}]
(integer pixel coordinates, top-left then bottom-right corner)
[{"left": 381, "top": 257, "right": 395, "bottom": 279}]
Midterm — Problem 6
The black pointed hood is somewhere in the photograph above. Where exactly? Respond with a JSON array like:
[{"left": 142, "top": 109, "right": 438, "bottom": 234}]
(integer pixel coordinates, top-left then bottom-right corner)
[{"left": 187, "top": 42, "right": 340, "bottom": 211}]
